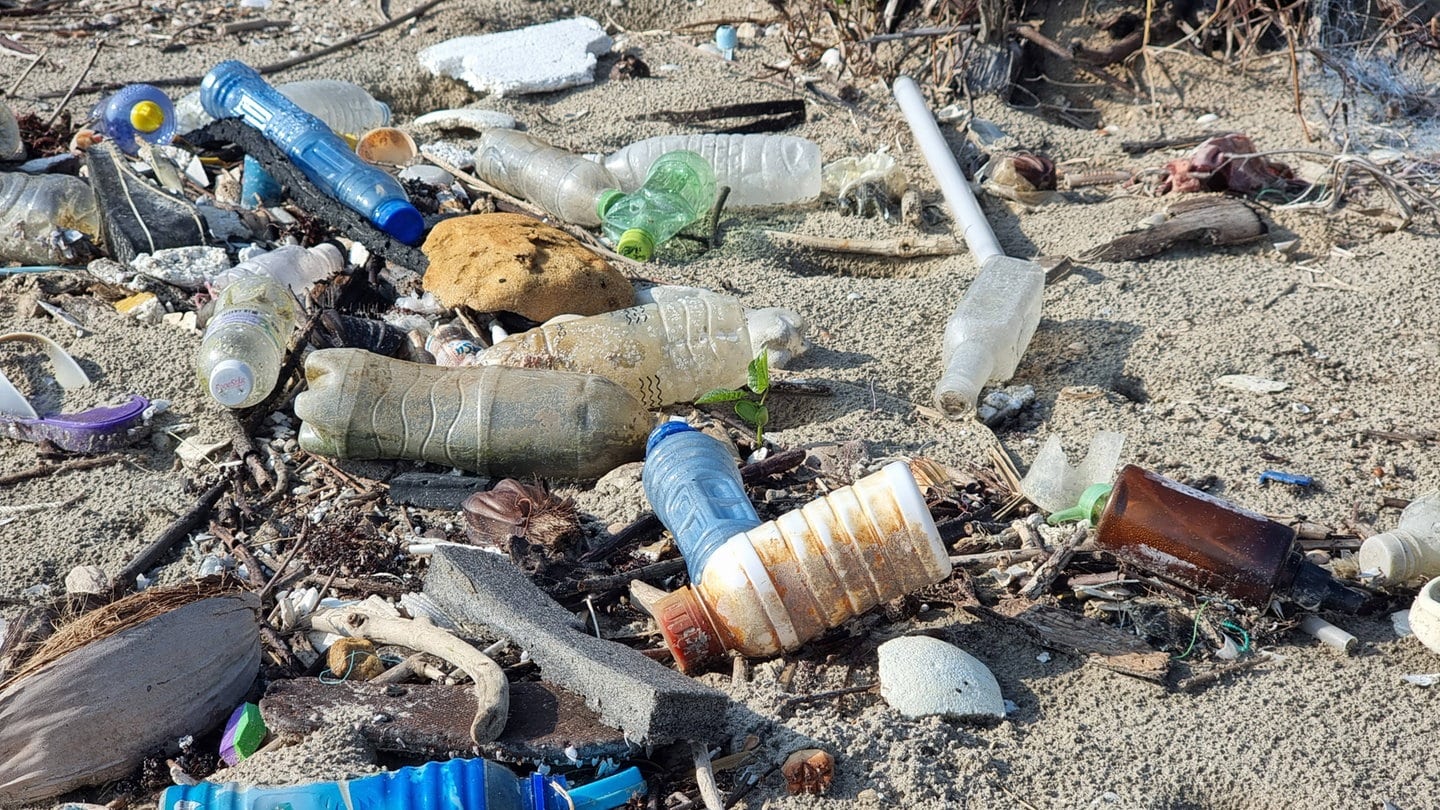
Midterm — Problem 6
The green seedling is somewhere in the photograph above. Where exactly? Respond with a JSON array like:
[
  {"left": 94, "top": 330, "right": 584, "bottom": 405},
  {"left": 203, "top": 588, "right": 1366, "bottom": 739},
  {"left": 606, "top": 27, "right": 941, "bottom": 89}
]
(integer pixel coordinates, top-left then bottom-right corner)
[{"left": 696, "top": 351, "right": 771, "bottom": 447}]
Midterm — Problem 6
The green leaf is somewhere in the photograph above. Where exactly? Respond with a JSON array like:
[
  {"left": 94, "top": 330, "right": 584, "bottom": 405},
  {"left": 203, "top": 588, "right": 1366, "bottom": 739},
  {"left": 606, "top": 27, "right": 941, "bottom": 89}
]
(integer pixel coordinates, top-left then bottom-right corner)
[
  {"left": 747, "top": 351, "right": 770, "bottom": 395},
  {"left": 696, "top": 388, "right": 747, "bottom": 404},
  {"left": 734, "top": 398, "right": 762, "bottom": 425},
  {"left": 751, "top": 404, "right": 769, "bottom": 429}
]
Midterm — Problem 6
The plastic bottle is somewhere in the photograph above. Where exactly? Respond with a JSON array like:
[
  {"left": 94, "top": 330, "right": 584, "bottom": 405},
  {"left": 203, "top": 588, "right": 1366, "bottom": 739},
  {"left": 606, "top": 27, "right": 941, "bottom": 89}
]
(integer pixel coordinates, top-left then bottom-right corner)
[
  {"left": 200, "top": 60, "right": 423, "bottom": 244},
  {"left": 0, "top": 172, "right": 102, "bottom": 265},
  {"left": 197, "top": 276, "right": 300, "bottom": 409},
  {"left": 1357, "top": 491, "right": 1440, "bottom": 582},
  {"left": 175, "top": 80, "right": 392, "bottom": 138},
  {"left": 473, "top": 129, "right": 621, "bottom": 227},
  {"left": 481, "top": 288, "right": 805, "bottom": 408},
  {"left": 158, "top": 758, "right": 646, "bottom": 810},
  {"left": 1093, "top": 465, "right": 1368, "bottom": 611},
  {"left": 642, "top": 422, "right": 951, "bottom": 671},
  {"left": 294, "top": 348, "right": 653, "bottom": 479},
  {"left": 598, "top": 151, "right": 717, "bottom": 261},
  {"left": 934, "top": 255, "right": 1045, "bottom": 417},
  {"left": 599, "top": 134, "right": 822, "bottom": 208},
  {"left": 92, "top": 84, "right": 177, "bottom": 155},
  {"left": 209, "top": 243, "right": 344, "bottom": 295}
]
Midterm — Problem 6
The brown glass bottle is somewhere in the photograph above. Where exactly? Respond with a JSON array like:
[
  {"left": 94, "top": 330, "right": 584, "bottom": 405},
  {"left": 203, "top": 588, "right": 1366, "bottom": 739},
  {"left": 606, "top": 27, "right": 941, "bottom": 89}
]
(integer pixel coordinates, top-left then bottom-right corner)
[{"left": 1094, "top": 465, "right": 1367, "bottom": 611}]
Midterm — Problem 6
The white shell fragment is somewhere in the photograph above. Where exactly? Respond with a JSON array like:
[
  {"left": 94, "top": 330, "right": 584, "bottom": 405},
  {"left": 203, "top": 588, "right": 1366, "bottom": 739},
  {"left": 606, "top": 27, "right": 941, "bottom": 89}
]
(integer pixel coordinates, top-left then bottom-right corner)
[
  {"left": 1215, "top": 374, "right": 1289, "bottom": 394},
  {"left": 878, "top": 635, "right": 1005, "bottom": 722},
  {"left": 412, "top": 109, "right": 519, "bottom": 133}
]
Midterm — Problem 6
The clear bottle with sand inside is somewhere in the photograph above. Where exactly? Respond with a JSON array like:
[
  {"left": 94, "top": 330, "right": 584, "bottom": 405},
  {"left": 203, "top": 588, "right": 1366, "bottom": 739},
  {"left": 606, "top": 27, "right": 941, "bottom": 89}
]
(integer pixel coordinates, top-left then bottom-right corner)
[
  {"left": 641, "top": 423, "right": 951, "bottom": 671},
  {"left": 197, "top": 276, "right": 299, "bottom": 409},
  {"left": 294, "top": 348, "right": 653, "bottom": 479},
  {"left": 473, "top": 129, "right": 620, "bottom": 227},
  {"left": 935, "top": 255, "right": 1046, "bottom": 417},
  {"left": 0, "top": 172, "right": 102, "bottom": 265},
  {"left": 481, "top": 288, "right": 803, "bottom": 409}
]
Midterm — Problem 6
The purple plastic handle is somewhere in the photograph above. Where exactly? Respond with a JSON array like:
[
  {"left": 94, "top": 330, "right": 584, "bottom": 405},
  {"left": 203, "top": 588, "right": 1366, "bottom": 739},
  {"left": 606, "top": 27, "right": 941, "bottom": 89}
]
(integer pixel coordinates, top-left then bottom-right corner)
[{"left": 0, "top": 394, "right": 151, "bottom": 454}]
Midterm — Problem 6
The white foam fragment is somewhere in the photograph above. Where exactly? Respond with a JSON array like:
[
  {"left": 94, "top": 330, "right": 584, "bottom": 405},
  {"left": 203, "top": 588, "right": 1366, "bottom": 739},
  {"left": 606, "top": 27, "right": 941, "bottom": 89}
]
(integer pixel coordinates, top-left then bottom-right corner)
[
  {"left": 878, "top": 635, "right": 1006, "bottom": 722},
  {"left": 418, "top": 17, "right": 613, "bottom": 97}
]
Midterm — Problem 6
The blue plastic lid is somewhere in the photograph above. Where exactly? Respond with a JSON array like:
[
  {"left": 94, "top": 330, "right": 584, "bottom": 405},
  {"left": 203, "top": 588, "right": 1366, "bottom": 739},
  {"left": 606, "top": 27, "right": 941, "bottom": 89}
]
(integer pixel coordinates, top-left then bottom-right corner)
[
  {"left": 645, "top": 420, "right": 696, "bottom": 456},
  {"left": 374, "top": 199, "right": 425, "bottom": 245},
  {"left": 715, "top": 25, "right": 738, "bottom": 50}
]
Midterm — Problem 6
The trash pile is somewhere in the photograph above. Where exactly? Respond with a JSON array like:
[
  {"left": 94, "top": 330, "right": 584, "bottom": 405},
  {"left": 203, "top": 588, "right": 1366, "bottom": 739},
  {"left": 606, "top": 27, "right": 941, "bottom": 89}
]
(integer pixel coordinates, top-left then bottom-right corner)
[{"left": 1, "top": 4, "right": 1438, "bottom": 809}]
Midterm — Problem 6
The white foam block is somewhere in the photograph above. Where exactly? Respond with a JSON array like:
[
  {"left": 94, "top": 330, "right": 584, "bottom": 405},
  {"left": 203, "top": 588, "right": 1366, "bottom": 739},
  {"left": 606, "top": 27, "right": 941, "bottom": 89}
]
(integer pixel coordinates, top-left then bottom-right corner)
[{"left": 418, "top": 17, "right": 613, "bottom": 97}]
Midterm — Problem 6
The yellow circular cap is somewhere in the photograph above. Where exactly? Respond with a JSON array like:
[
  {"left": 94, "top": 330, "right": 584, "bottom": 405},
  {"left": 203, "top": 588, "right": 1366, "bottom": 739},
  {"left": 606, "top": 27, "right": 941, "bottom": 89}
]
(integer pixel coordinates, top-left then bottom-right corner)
[{"left": 130, "top": 100, "right": 165, "bottom": 134}]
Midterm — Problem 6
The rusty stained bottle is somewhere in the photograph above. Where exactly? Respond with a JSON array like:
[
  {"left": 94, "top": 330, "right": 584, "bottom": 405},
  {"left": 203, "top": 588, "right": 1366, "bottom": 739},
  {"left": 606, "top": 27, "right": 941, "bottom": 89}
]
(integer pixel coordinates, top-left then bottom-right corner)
[{"left": 1093, "top": 464, "right": 1367, "bottom": 612}]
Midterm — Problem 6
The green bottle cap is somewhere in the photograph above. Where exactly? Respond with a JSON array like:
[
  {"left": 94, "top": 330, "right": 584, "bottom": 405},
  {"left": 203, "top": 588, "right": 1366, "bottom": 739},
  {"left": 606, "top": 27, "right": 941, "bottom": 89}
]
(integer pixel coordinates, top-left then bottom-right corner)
[
  {"left": 617, "top": 228, "right": 655, "bottom": 262},
  {"left": 1046, "top": 482, "right": 1114, "bottom": 527}
]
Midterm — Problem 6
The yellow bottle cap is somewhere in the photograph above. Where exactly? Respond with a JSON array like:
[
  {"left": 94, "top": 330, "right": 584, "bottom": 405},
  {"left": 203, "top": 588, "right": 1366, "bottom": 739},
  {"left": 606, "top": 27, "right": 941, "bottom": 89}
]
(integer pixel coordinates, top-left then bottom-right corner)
[{"left": 129, "top": 100, "right": 165, "bottom": 134}]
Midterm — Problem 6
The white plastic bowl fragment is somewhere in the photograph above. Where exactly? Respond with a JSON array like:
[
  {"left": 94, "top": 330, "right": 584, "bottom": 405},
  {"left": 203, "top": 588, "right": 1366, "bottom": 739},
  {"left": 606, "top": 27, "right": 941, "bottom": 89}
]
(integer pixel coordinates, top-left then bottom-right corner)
[{"left": 877, "top": 635, "right": 1006, "bottom": 723}]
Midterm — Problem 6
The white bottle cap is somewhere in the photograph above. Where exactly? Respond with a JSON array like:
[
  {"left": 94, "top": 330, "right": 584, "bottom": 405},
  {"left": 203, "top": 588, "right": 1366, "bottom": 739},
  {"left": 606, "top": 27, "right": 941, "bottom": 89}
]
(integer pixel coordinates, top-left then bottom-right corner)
[{"left": 208, "top": 359, "right": 255, "bottom": 407}]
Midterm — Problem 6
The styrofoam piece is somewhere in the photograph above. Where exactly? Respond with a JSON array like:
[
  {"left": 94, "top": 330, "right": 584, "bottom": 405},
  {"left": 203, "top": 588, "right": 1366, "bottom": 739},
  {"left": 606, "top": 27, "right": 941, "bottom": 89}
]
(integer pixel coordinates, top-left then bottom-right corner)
[
  {"left": 418, "top": 17, "right": 613, "bottom": 97},
  {"left": 878, "top": 635, "right": 1005, "bottom": 722}
]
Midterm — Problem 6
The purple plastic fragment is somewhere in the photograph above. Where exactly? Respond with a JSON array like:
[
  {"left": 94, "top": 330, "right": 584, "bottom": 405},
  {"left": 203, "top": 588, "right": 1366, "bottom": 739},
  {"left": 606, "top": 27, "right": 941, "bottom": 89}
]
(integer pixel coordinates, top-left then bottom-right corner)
[{"left": 0, "top": 394, "right": 152, "bottom": 454}]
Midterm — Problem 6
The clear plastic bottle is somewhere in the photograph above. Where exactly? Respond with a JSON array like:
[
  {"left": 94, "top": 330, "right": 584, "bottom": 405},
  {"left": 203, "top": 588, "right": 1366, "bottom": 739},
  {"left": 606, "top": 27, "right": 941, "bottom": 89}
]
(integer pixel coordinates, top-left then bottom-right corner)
[
  {"left": 175, "top": 80, "right": 391, "bottom": 137},
  {"left": 294, "top": 348, "right": 653, "bottom": 479},
  {"left": 200, "top": 60, "right": 423, "bottom": 244},
  {"left": 473, "top": 129, "right": 620, "bottom": 227},
  {"left": 600, "top": 133, "right": 822, "bottom": 208},
  {"left": 209, "top": 243, "right": 343, "bottom": 295},
  {"left": 92, "top": 84, "right": 177, "bottom": 155},
  {"left": 197, "top": 276, "right": 300, "bottom": 408},
  {"left": 934, "top": 255, "right": 1046, "bottom": 417},
  {"left": 0, "top": 172, "right": 102, "bottom": 265},
  {"left": 598, "top": 151, "right": 717, "bottom": 261},
  {"left": 481, "top": 288, "right": 804, "bottom": 408},
  {"left": 642, "top": 423, "right": 950, "bottom": 672},
  {"left": 1358, "top": 491, "right": 1440, "bottom": 582},
  {"left": 158, "top": 757, "right": 644, "bottom": 810}
]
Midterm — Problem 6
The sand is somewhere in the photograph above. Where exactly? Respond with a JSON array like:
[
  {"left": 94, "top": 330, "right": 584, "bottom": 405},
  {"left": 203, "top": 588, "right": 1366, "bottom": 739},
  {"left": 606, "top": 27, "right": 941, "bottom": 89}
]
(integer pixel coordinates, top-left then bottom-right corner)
[{"left": 2, "top": 0, "right": 1439, "bottom": 808}]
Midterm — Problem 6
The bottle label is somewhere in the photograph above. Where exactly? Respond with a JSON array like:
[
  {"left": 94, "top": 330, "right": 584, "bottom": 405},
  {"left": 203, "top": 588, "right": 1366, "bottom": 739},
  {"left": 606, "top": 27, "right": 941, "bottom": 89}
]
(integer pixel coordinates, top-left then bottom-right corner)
[{"left": 204, "top": 307, "right": 284, "bottom": 351}]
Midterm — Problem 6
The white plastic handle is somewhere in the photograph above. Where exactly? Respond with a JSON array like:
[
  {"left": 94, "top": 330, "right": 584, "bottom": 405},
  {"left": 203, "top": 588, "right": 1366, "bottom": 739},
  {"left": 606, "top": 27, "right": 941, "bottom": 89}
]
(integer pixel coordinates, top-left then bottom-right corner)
[{"left": 0, "top": 332, "right": 92, "bottom": 419}]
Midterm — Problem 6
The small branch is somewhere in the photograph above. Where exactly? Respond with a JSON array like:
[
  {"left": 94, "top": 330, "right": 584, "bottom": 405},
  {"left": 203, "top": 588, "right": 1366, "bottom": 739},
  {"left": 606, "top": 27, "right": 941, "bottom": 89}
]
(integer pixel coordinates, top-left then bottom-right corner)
[
  {"left": 692, "top": 741, "right": 726, "bottom": 810},
  {"left": 4, "top": 46, "right": 47, "bottom": 99},
  {"left": 1012, "top": 24, "right": 1137, "bottom": 98},
  {"left": 1019, "top": 524, "right": 1087, "bottom": 600},
  {"left": 0, "top": 452, "right": 124, "bottom": 487},
  {"left": 764, "top": 230, "right": 967, "bottom": 258},
  {"left": 44, "top": 39, "right": 102, "bottom": 128},
  {"left": 112, "top": 478, "right": 229, "bottom": 597},
  {"left": 778, "top": 683, "right": 877, "bottom": 715},
  {"left": 706, "top": 185, "right": 731, "bottom": 250}
]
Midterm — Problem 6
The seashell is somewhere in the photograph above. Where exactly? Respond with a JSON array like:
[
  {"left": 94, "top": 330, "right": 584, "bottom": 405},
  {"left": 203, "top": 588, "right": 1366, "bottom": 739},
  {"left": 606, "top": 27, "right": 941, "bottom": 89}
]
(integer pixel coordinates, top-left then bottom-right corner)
[
  {"left": 412, "top": 109, "right": 519, "bottom": 133},
  {"left": 356, "top": 127, "right": 418, "bottom": 165}
]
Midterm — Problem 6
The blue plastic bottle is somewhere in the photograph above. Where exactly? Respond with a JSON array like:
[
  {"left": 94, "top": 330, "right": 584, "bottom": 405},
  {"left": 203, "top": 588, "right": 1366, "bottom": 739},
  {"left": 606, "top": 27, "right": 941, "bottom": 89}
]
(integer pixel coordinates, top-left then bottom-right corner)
[
  {"left": 93, "top": 84, "right": 177, "bottom": 155},
  {"left": 158, "top": 759, "right": 645, "bottom": 810},
  {"left": 641, "top": 421, "right": 761, "bottom": 580},
  {"left": 199, "top": 60, "right": 424, "bottom": 244}
]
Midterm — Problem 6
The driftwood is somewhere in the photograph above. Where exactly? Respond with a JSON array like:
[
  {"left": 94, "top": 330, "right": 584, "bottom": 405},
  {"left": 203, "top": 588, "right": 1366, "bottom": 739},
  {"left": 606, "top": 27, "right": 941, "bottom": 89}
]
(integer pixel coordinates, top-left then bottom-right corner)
[
  {"left": 765, "top": 230, "right": 968, "bottom": 259},
  {"left": 975, "top": 599, "right": 1170, "bottom": 682},
  {"left": 1077, "top": 196, "right": 1268, "bottom": 262}
]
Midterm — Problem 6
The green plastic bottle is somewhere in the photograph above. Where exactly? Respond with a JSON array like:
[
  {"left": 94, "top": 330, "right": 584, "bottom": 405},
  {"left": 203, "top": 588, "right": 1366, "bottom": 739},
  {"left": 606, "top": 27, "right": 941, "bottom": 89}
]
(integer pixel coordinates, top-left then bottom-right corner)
[{"left": 597, "top": 150, "right": 717, "bottom": 261}]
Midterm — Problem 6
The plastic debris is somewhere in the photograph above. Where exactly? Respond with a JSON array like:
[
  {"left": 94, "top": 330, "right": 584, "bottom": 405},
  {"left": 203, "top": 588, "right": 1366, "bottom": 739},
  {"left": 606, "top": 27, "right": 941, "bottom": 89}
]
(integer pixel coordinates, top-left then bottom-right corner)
[
  {"left": 418, "top": 17, "right": 613, "bottom": 97},
  {"left": 219, "top": 702, "right": 266, "bottom": 765}
]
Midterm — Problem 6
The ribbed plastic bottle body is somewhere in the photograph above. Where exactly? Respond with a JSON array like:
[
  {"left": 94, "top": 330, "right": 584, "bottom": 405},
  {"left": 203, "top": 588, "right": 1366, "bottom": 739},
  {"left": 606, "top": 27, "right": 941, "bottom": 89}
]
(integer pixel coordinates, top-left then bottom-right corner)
[
  {"left": 473, "top": 130, "right": 619, "bottom": 227},
  {"left": 600, "top": 151, "right": 717, "bottom": 260},
  {"left": 695, "top": 462, "right": 950, "bottom": 657},
  {"left": 158, "top": 757, "right": 534, "bottom": 810},
  {"left": 294, "top": 348, "right": 652, "bottom": 479},
  {"left": 176, "top": 80, "right": 391, "bottom": 137},
  {"left": 935, "top": 255, "right": 1046, "bottom": 417},
  {"left": 210, "top": 243, "right": 344, "bottom": 295},
  {"left": 197, "top": 277, "right": 299, "bottom": 408},
  {"left": 643, "top": 424, "right": 763, "bottom": 581},
  {"left": 601, "top": 134, "right": 822, "bottom": 207},
  {"left": 0, "top": 172, "right": 101, "bottom": 264},
  {"left": 95, "top": 84, "right": 177, "bottom": 155},
  {"left": 482, "top": 291, "right": 752, "bottom": 408},
  {"left": 199, "top": 60, "right": 423, "bottom": 244},
  {"left": 1358, "top": 491, "right": 1440, "bottom": 581}
]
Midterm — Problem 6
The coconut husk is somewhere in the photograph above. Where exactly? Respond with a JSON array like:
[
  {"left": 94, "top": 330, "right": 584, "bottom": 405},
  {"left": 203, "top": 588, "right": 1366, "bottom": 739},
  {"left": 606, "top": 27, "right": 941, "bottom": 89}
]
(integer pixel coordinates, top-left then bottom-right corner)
[{"left": 0, "top": 582, "right": 260, "bottom": 804}]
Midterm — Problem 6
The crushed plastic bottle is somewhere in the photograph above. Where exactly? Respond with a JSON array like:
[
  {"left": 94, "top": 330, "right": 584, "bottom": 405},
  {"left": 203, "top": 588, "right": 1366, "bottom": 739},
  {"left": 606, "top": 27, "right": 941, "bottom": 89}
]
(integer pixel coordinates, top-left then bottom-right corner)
[
  {"left": 200, "top": 60, "right": 423, "bottom": 244},
  {"left": 642, "top": 422, "right": 951, "bottom": 671},
  {"left": 208, "top": 243, "right": 343, "bottom": 295},
  {"left": 473, "top": 129, "right": 620, "bottom": 227},
  {"left": 295, "top": 349, "right": 654, "bottom": 479},
  {"left": 1358, "top": 491, "right": 1440, "bottom": 582},
  {"left": 0, "top": 172, "right": 102, "bottom": 265},
  {"left": 92, "top": 84, "right": 177, "bottom": 155},
  {"left": 599, "top": 133, "right": 821, "bottom": 208},
  {"left": 197, "top": 276, "right": 300, "bottom": 408},
  {"left": 598, "top": 150, "right": 716, "bottom": 261},
  {"left": 159, "top": 758, "right": 646, "bottom": 810},
  {"left": 481, "top": 287, "right": 806, "bottom": 408}
]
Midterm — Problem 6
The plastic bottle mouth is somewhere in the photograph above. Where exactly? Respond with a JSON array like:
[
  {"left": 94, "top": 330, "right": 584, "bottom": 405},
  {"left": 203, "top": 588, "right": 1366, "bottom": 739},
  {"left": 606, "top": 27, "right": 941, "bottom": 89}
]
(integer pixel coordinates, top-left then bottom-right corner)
[
  {"left": 130, "top": 100, "right": 165, "bottom": 134},
  {"left": 653, "top": 587, "right": 726, "bottom": 673},
  {"left": 617, "top": 228, "right": 655, "bottom": 262}
]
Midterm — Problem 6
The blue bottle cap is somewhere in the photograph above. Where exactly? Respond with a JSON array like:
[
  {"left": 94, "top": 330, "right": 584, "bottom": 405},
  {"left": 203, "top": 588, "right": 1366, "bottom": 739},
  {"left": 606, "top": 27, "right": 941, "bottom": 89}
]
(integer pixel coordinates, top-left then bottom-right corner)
[
  {"left": 715, "top": 25, "right": 738, "bottom": 51},
  {"left": 645, "top": 420, "right": 695, "bottom": 456},
  {"left": 374, "top": 199, "right": 425, "bottom": 245}
]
